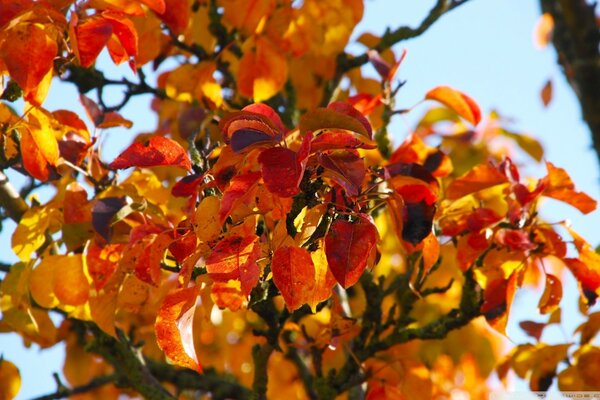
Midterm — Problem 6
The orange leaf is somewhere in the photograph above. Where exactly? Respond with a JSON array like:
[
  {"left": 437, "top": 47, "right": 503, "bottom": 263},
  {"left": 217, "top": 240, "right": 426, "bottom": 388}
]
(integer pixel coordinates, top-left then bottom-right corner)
[
  {"left": 540, "top": 79, "right": 552, "bottom": 107},
  {"left": 271, "top": 246, "right": 315, "bottom": 311},
  {"left": 446, "top": 163, "right": 509, "bottom": 200},
  {"left": 238, "top": 36, "right": 288, "bottom": 102},
  {"left": 300, "top": 106, "right": 371, "bottom": 138},
  {"left": 109, "top": 136, "right": 192, "bottom": 171},
  {"left": 542, "top": 162, "right": 597, "bottom": 214},
  {"left": 157, "top": 0, "right": 189, "bottom": 34},
  {"left": 20, "top": 127, "right": 52, "bottom": 181},
  {"left": 205, "top": 235, "right": 261, "bottom": 296},
  {"left": 425, "top": 86, "right": 481, "bottom": 125},
  {"left": 533, "top": 13, "right": 554, "bottom": 49},
  {"left": 155, "top": 286, "right": 202, "bottom": 372},
  {"left": 0, "top": 23, "right": 57, "bottom": 94},
  {"left": 325, "top": 216, "right": 378, "bottom": 288},
  {"left": 538, "top": 273, "right": 562, "bottom": 314}
]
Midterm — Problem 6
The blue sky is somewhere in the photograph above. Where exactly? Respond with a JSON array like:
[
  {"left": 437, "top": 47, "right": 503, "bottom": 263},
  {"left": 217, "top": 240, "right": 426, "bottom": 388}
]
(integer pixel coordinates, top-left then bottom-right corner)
[{"left": 1, "top": 0, "right": 599, "bottom": 398}]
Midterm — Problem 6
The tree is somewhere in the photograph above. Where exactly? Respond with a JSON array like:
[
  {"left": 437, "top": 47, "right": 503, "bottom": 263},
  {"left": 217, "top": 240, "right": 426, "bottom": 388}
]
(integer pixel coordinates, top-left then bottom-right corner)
[{"left": 0, "top": 0, "right": 599, "bottom": 399}]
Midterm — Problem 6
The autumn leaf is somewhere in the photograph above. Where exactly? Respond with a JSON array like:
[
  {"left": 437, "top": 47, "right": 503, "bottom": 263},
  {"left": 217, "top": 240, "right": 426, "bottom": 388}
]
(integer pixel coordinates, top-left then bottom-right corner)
[
  {"left": 481, "top": 273, "right": 518, "bottom": 334},
  {"left": 538, "top": 273, "right": 562, "bottom": 314},
  {"left": 325, "top": 216, "right": 378, "bottom": 288},
  {"left": 91, "top": 197, "right": 127, "bottom": 242},
  {"left": 71, "top": 15, "right": 113, "bottom": 68},
  {"left": 218, "top": 172, "right": 261, "bottom": 223},
  {"left": 155, "top": 286, "right": 202, "bottom": 372},
  {"left": 109, "top": 136, "right": 192, "bottom": 171},
  {"left": 271, "top": 246, "right": 316, "bottom": 311},
  {"left": 238, "top": 36, "right": 288, "bottom": 102},
  {"left": 540, "top": 79, "right": 552, "bottom": 107},
  {"left": 300, "top": 106, "right": 371, "bottom": 138},
  {"left": 205, "top": 235, "right": 261, "bottom": 296},
  {"left": 446, "top": 163, "right": 509, "bottom": 200},
  {"left": 533, "top": 13, "right": 554, "bottom": 49},
  {"left": 0, "top": 360, "right": 21, "bottom": 400},
  {"left": 259, "top": 147, "right": 304, "bottom": 198},
  {"left": 0, "top": 23, "right": 57, "bottom": 96},
  {"left": 425, "top": 86, "right": 481, "bottom": 125},
  {"left": 30, "top": 255, "right": 90, "bottom": 308},
  {"left": 542, "top": 161, "right": 597, "bottom": 214}
]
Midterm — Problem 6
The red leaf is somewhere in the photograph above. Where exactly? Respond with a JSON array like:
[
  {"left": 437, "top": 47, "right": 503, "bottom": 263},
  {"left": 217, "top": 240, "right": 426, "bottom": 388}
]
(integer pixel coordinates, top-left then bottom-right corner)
[
  {"left": 109, "top": 136, "right": 192, "bottom": 171},
  {"left": 102, "top": 11, "right": 138, "bottom": 62},
  {"left": 259, "top": 147, "right": 304, "bottom": 198},
  {"left": 242, "top": 103, "right": 287, "bottom": 134},
  {"left": 205, "top": 235, "right": 261, "bottom": 296},
  {"left": 519, "top": 320, "right": 546, "bottom": 341},
  {"left": 218, "top": 172, "right": 261, "bottom": 223},
  {"left": 481, "top": 274, "right": 518, "bottom": 334},
  {"left": 300, "top": 107, "right": 371, "bottom": 138},
  {"left": 327, "top": 102, "right": 373, "bottom": 139},
  {"left": 495, "top": 229, "right": 537, "bottom": 252},
  {"left": 157, "top": 0, "right": 190, "bottom": 34},
  {"left": 310, "top": 129, "right": 377, "bottom": 152},
  {"left": 172, "top": 174, "right": 204, "bottom": 197},
  {"left": 155, "top": 286, "right": 202, "bottom": 372},
  {"left": 73, "top": 16, "right": 113, "bottom": 68},
  {"left": 318, "top": 151, "right": 365, "bottom": 197},
  {"left": 325, "top": 216, "right": 378, "bottom": 288}
]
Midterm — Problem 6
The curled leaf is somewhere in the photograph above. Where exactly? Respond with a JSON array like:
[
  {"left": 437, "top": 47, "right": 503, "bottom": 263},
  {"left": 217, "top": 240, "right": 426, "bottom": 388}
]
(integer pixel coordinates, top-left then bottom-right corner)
[
  {"left": 425, "top": 86, "right": 481, "bottom": 125},
  {"left": 155, "top": 286, "right": 202, "bottom": 372}
]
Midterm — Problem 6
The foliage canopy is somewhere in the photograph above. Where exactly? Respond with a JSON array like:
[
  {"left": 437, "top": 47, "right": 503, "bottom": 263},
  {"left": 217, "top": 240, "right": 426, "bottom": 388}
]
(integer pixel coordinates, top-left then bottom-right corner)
[{"left": 1, "top": 0, "right": 600, "bottom": 399}]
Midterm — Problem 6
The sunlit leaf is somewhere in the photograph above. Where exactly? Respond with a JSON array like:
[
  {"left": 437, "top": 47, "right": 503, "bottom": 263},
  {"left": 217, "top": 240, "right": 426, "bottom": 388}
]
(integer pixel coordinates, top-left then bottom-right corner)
[
  {"left": 538, "top": 273, "right": 562, "bottom": 314},
  {"left": 533, "top": 13, "right": 554, "bottom": 49},
  {"left": 258, "top": 147, "right": 304, "bottom": 198},
  {"left": 109, "top": 136, "right": 192, "bottom": 171},
  {"left": 425, "top": 86, "right": 481, "bottom": 125},
  {"left": 325, "top": 216, "right": 378, "bottom": 288},
  {"left": 155, "top": 286, "right": 202, "bottom": 372},
  {"left": 238, "top": 36, "right": 288, "bottom": 102},
  {"left": 205, "top": 235, "right": 261, "bottom": 296},
  {"left": 0, "top": 23, "right": 57, "bottom": 95},
  {"left": 218, "top": 172, "right": 261, "bottom": 223},
  {"left": 446, "top": 163, "right": 509, "bottom": 200},
  {"left": 0, "top": 359, "right": 21, "bottom": 400},
  {"left": 542, "top": 162, "right": 597, "bottom": 214}
]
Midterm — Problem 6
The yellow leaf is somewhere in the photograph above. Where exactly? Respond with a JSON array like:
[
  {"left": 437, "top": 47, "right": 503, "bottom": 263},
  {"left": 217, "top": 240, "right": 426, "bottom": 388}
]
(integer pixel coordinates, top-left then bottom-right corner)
[
  {"left": 11, "top": 206, "right": 59, "bottom": 262},
  {"left": 533, "top": 13, "right": 554, "bottom": 49},
  {"left": 0, "top": 360, "right": 21, "bottom": 400},
  {"left": 30, "top": 255, "right": 90, "bottom": 308},
  {"left": 238, "top": 37, "right": 288, "bottom": 102},
  {"left": 194, "top": 195, "right": 222, "bottom": 243}
]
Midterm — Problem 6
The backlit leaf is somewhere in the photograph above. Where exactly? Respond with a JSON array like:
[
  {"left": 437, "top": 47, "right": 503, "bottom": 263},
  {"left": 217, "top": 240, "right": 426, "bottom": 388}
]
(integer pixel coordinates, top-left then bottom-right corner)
[
  {"left": 300, "top": 107, "right": 370, "bottom": 138},
  {"left": 533, "top": 13, "right": 554, "bottom": 49},
  {"left": 0, "top": 23, "right": 57, "bottom": 95},
  {"left": 109, "top": 136, "right": 192, "bottom": 171},
  {"left": 446, "top": 163, "right": 509, "bottom": 200},
  {"left": 30, "top": 255, "right": 90, "bottom": 308},
  {"left": 72, "top": 15, "right": 113, "bottom": 67},
  {"left": 0, "top": 360, "right": 21, "bottom": 400},
  {"left": 194, "top": 196, "right": 222, "bottom": 243},
  {"left": 325, "top": 216, "right": 378, "bottom": 288},
  {"left": 155, "top": 286, "right": 202, "bottom": 372},
  {"left": 538, "top": 273, "right": 562, "bottom": 314},
  {"left": 12, "top": 206, "right": 58, "bottom": 262},
  {"left": 218, "top": 172, "right": 261, "bottom": 223},
  {"left": 425, "top": 86, "right": 481, "bottom": 125},
  {"left": 205, "top": 235, "right": 261, "bottom": 296},
  {"left": 542, "top": 162, "right": 597, "bottom": 214},
  {"left": 271, "top": 246, "right": 314, "bottom": 311},
  {"left": 481, "top": 273, "right": 517, "bottom": 334},
  {"left": 238, "top": 36, "right": 288, "bottom": 102}
]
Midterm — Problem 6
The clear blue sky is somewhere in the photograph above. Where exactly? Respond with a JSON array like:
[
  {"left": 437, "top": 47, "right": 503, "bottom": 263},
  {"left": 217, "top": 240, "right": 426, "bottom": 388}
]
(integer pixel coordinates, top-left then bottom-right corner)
[{"left": 1, "top": 0, "right": 599, "bottom": 397}]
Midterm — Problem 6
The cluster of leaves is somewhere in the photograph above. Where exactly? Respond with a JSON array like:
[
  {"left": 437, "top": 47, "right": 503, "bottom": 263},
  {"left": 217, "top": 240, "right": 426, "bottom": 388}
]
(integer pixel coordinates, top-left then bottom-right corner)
[{"left": 1, "top": 0, "right": 600, "bottom": 399}]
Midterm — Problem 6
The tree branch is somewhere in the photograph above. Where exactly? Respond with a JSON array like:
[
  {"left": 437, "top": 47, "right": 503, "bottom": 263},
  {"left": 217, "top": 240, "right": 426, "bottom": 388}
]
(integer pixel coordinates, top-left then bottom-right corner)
[
  {"left": 0, "top": 170, "right": 28, "bottom": 223},
  {"left": 321, "top": 0, "right": 472, "bottom": 105},
  {"left": 84, "top": 324, "right": 174, "bottom": 400},
  {"left": 30, "top": 374, "right": 117, "bottom": 400},
  {"left": 541, "top": 0, "right": 600, "bottom": 165},
  {"left": 146, "top": 360, "right": 253, "bottom": 400}
]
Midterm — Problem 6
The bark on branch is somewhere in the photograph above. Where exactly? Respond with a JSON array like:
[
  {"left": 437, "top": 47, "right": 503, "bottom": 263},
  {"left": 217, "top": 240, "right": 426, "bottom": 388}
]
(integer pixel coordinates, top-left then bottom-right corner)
[{"left": 541, "top": 0, "right": 600, "bottom": 165}]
